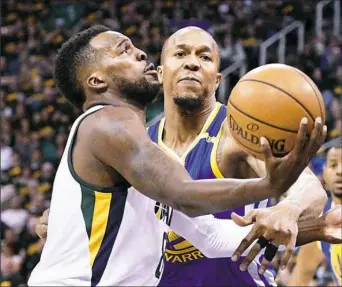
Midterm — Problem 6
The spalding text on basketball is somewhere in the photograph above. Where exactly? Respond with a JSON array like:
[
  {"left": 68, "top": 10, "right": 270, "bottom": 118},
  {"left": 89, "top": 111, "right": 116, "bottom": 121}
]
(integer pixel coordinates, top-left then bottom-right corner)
[{"left": 230, "top": 115, "right": 286, "bottom": 153}]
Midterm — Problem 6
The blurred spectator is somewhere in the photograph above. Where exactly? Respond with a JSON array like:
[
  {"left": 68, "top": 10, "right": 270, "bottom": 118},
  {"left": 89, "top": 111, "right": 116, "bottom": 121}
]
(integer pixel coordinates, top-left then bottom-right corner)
[
  {"left": 0, "top": 243, "right": 25, "bottom": 286},
  {"left": 219, "top": 35, "right": 246, "bottom": 69},
  {"left": 1, "top": 139, "right": 13, "bottom": 172},
  {"left": 1, "top": 195, "right": 28, "bottom": 233}
]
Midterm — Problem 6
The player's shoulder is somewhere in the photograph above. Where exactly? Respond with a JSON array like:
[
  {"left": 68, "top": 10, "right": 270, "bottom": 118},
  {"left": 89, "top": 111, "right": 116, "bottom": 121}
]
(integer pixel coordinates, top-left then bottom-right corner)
[
  {"left": 91, "top": 105, "right": 141, "bottom": 123},
  {"left": 83, "top": 106, "right": 143, "bottom": 133},
  {"left": 75, "top": 106, "right": 146, "bottom": 153}
]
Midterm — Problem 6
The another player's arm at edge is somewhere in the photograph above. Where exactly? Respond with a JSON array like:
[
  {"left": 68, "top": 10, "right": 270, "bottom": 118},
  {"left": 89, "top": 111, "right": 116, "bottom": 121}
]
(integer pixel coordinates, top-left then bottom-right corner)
[
  {"left": 90, "top": 106, "right": 278, "bottom": 217},
  {"left": 247, "top": 154, "right": 326, "bottom": 219},
  {"left": 220, "top": 123, "right": 327, "bottom": 219},
  {"left": 287, "top": 242, "right": 324, "bottom": 286},
  {"left": 167, "top": 204, "right": 341, "bottom": 258}
]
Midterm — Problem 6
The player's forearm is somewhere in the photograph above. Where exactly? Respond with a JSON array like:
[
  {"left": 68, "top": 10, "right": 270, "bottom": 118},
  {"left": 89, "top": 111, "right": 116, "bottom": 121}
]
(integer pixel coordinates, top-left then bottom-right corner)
[
  {"left": 169, "top": 209, "right": 324, "bottom": 258},
  {"left": 167, "top": 210, "right": 253, "bottom": 258},
  {"left": 165, "top": 208, "right": 334, "bottom": 259},
  {"left": 176, "top": 177, "right": 275, "bottom": 217},
  {"left": 287, "top": 267, "right": 317, "bottom": 286},
  {"left": 296, "top": 216, "right": 326, "bottom": 246},
  {"left": 282, "top": 168, "right": 327, "bottom": 221},
  {"left": 287, "top": 243, "right": 323, "bottom": 286}
]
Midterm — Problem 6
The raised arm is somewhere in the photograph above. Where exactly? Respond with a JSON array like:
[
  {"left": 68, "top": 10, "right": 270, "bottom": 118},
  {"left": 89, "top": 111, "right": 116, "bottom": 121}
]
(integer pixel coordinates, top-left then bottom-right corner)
[{"left": 89, "top": 106, "right": 325, "bottom": 217}]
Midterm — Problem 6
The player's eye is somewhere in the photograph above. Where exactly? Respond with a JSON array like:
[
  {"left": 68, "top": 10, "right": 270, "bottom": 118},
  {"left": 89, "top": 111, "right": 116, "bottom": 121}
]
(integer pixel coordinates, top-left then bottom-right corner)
[
  {"left": 121, "top": 45, "right": 130, "bottom": 54},
  {"left": 330, "top": 163, "right": 338, "bottom": 168},
  {"left": 200, "top": 54, "right": 212, "bottom": 61},
  {"left": 174, "top": 51, "right": 185, "bottom": 58}
]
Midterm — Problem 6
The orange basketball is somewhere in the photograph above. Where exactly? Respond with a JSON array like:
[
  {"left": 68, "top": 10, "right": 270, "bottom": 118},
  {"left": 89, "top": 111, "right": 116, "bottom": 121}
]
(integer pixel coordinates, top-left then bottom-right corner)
[{"left": 227, "top": 63, "right": 325, "bottom": 160}]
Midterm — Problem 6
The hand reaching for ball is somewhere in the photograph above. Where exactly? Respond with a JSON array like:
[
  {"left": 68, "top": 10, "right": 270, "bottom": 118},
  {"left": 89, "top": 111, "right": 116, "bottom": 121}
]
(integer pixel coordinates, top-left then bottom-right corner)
[{"left": 261, "top": 116, "right": 326, "bottom": 198}]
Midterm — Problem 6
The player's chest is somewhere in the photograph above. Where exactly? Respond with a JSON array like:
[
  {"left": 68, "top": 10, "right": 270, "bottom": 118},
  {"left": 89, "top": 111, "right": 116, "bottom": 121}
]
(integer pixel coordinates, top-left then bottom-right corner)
[{"left": 161, "top": 136, "right": 218, "bottom": 180}]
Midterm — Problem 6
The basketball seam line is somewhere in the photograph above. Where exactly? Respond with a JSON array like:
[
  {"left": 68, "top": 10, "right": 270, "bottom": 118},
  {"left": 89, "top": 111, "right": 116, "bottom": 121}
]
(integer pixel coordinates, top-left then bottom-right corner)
[
  {"left": 228, "top": 100, "right": 298, "bottom": 133},
  {"left": 292, "top": 68, "right": 324, "bottom": 120},
  {"left": 238, "top": 79, "right": 316, "bottom": 123}
]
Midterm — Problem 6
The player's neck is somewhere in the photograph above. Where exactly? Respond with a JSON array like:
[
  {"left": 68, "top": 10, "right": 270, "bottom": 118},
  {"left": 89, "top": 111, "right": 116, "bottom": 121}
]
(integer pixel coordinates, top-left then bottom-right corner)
[
  {"left": 163, "top": 96, "right": 216, "bottom": 144},
  {"left": 84, "top": 96, "right": 146, "bottom": 124}
]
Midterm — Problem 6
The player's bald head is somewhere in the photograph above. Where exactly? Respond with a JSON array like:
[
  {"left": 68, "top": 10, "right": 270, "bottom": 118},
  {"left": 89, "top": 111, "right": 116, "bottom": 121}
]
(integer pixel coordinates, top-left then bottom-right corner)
[
  {"left": 161, "top": 26, "right": 220, "bottom": 68},
  {"left": 158, "top": 26, "right": 222, "bottom": 111}
]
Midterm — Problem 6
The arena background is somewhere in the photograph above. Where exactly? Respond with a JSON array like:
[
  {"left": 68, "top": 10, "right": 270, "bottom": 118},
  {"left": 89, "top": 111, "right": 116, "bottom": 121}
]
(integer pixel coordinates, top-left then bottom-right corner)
[{"left": 1, "top": 0, "right": 341, "bottom": 286}]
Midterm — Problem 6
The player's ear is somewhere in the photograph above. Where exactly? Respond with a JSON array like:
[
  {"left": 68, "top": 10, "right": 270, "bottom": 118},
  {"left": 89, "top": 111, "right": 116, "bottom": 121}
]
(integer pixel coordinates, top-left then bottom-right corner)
[
  {"left": 215, "top": 73, "right": 222, "bottom": 91},
  {"left": 87, "top": 72, "right": 108, "bottom": 93},
  {"left": 157, "top": 66, "right": 163, "bottom": 85}
]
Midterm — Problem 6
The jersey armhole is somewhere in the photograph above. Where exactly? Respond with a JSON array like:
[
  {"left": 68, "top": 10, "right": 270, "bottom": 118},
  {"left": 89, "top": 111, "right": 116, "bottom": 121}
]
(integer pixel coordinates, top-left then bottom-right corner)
[
  {"left": 67, "top": 107, "right": 129, "bottom": 193},
  {"left": 210, "top": 121, "right": 225, "bottom": 179}
]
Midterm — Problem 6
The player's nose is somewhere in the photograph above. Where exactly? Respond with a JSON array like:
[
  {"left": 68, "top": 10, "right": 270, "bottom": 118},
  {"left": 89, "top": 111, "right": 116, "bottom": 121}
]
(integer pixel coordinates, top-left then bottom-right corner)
[
  {"left": 184, "top": 55, "right": 200, "bottom": 71},
  {"left": 136, "top": 49, "right": 147, "bottom": 61}
]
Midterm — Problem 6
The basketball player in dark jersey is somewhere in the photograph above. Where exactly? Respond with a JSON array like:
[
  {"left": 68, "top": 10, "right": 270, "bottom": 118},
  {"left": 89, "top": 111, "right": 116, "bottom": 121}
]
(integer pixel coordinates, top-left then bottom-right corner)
[{"left": 147, "top": 26, "right": 330, "bottom": 286}]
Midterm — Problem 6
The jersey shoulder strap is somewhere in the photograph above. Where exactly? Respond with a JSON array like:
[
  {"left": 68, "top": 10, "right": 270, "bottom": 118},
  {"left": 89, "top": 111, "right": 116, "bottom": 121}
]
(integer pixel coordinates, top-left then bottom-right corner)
[{"left": 148, "top": 118, "right": 163, "bottom": 143}]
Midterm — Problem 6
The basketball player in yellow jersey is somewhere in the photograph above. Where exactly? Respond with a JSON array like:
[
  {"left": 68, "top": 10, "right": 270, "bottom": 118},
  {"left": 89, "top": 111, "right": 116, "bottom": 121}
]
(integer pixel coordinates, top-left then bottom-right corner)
[
  {"left": 289, "top": 145, "right": 342, "bottom": 286},
  {"left": 153, "top": 26, "right": 329, "bottom": 286}
]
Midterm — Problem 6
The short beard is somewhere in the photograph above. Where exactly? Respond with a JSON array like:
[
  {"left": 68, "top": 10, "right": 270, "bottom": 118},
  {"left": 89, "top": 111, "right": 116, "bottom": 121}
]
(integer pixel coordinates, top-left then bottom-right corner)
[
  {"left": 173, "top": 96, "right": 203, "bottom": 111},
  {"left": 116, "top": 76, "right": 160, "bottom": 107}
]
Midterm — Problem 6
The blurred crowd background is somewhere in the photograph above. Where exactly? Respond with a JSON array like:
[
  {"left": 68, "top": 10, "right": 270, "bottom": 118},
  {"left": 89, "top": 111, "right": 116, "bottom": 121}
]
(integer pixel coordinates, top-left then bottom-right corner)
[{"left": 1, "top": 0, "right": 341, "bottom": 286}]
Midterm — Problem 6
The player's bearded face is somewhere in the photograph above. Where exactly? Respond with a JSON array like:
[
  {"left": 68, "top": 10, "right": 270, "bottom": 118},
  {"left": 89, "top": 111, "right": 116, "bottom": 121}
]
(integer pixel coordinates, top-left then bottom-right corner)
[
  {"left": 323, "top": 148, "right": 342, "bottom": 198},
  {"left": 113, "top": 74, "right": 160, "bottom": 106},
  {"left": 159, "top": 30, "right": 221, "bottom": 110},
  {"left": 97, "top": 33, "right": 160, "bottom": 107}
]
